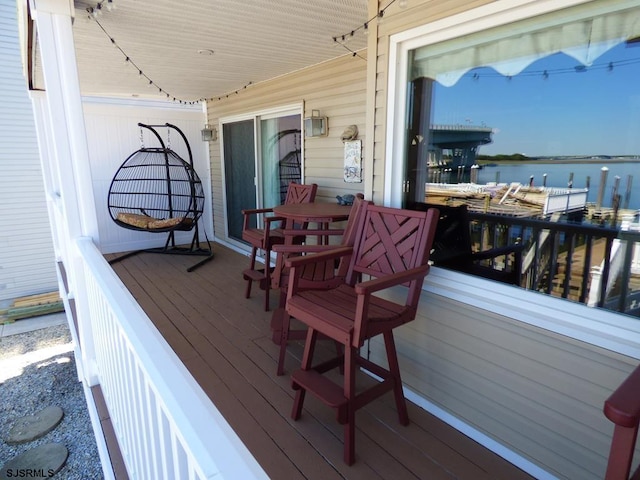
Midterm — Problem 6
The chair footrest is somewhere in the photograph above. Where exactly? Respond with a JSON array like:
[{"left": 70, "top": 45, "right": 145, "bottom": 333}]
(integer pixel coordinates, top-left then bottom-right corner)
[{"left": 291, "top": 369, "right": 347, "bottom": 409}]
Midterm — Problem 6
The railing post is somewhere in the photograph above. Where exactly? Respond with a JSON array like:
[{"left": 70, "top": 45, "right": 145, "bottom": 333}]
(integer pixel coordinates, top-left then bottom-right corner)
[
  {"left": 605, "top": 424, "right": 638, "bottom": 480},
  {"left": 587, "top": 266, "right": 602, "bottom": 307},
  {"left": 617, "top": 234, "right": 636, "bottom": 313},
  {"left": 603, "top": 364, "right": 640, "bottom": 480}
]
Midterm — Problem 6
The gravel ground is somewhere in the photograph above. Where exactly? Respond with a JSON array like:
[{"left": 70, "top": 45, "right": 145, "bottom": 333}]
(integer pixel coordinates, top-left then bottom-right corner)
[{"left": 0, "top": 322, "right": 104, "bottom": 479}]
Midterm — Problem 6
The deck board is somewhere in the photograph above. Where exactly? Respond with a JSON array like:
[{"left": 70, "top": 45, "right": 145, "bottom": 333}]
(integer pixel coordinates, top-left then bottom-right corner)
[{"left": 107, "top": 244, "right": 534, "bottom": 480}]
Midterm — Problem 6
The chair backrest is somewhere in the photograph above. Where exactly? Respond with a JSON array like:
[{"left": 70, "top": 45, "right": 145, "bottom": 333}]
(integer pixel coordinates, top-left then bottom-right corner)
[
  {"left": 407, "top": 201, "right": 472, "bottom": 261},
  {"left": 335, "top": 193, "right": 367, "bottom": 276},
  {"left": 340, "top": 194, "right": 366, "bottom": 246},
  {"left": 346, "top": 204, "right": 440, "bottom": 289},
  {"left": 284, "top": 182, "right": 317, "bottom": 205}
]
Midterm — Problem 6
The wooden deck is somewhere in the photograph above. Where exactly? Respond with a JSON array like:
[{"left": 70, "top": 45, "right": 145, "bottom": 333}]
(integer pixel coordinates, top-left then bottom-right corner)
[{"left": 107, "top": 244, "right": 534, "bottom": 480}]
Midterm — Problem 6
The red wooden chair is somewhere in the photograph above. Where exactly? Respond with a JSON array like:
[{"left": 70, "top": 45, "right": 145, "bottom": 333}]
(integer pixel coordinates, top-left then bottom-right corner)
[
  {"left": 271, "top": 194, "right": 368, "bottom": 375},
  {"left": 241, "top": 182, "right": 317, "bottom": 311},
  {"left": 603, "top": 363, "right": 640, "bottom": 480},
  {"left": 284, "top": 203, "right": 439, "bottom": 464}
]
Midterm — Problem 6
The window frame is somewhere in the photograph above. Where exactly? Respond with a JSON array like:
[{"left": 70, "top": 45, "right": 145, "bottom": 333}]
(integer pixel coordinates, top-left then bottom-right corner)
[{"left": 385, "top": 0, "right": 640, "bottom": 359}]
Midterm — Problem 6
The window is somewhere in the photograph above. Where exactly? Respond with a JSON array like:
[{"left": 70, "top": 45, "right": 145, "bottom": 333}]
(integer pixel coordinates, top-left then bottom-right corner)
[
  {"left": 397, "top": 0, "right": 640, "bottom": 316},
  {"left": 387, "top": 0, "right": 640, "bottom": 354}
]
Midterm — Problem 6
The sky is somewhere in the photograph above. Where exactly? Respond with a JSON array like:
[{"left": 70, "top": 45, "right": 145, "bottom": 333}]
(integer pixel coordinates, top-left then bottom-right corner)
[{"left": 432, "top": 42, "right": 640, "bottom": 157}]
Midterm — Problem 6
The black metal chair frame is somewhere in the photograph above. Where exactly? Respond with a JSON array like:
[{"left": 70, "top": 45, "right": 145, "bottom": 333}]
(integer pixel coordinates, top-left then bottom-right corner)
[{"left": 107, "top": 123, "right": 213, "bottom": 272}]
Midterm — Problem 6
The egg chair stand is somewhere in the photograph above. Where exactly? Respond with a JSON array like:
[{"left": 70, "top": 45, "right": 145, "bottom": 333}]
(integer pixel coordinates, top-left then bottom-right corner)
[{"left": 107, "top": 123, "right": 213, "bottom": 272}]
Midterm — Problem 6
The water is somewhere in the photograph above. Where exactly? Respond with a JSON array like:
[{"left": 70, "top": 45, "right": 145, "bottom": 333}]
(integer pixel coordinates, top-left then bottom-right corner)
[{"left": 431, "top": 161, "right": 640, "bottom": 210}]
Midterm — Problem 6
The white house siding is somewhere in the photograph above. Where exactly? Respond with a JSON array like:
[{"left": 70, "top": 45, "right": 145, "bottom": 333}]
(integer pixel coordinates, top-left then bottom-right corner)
[
  {"left": 81, "top": 98, "right": 211, "bottom": 255},
  {"left": 368, "top": 1, "right": 639, "bottom": 479},
  {"left": 205, "top": 54, "right": 367, "bottom": 245},
  {"left": 0, "top": 0, "right": 57, "bottom": 305}
]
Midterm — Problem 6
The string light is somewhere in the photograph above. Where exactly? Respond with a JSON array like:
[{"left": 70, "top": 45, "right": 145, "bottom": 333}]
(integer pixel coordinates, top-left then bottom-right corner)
[
  {"left": 332, "top": 0, "right": 404, "bottom": 59},
  {"left": 461, "top": 56, "right": 640, "bottom": 82},
  {"left": 202, "top": 81, "right": 254, "bottom": 103},
  {"left": 86, "top": 1, "right": 257, "bottom": 105},
  {"left": 86, "top": 2, "right": 200, "bottom": 104}
]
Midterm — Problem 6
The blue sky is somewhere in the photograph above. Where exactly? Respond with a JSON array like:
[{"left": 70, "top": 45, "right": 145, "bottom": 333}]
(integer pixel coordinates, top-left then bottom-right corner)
[{"left": 432, "top": 42, "right": 640, "bottom": 157}]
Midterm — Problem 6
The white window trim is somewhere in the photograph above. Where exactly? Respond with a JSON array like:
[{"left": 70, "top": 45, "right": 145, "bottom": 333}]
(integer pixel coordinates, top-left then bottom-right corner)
[{"left": 385, "top": 0, "right": 640, "bottom": 359}]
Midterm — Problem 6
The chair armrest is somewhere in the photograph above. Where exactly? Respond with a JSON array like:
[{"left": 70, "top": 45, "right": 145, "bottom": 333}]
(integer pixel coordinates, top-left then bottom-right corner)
[
  {"left": 241, "top": 208, "right": 276, "bottom": 230},
  {"left": 469, "top": 243, "right": 524, "bottom": 261},
  {"left": 285, "top": 246, "right": 353, "bottom": 269},
  {"left": 273, "top": 244, "right": 345, "bottom": 254},
  {"left": 280, "top": 228, "right": 345, "bottom": 238},
  {"left": 354, "top": 264, "right": 430, "bottom": 295},
  {"left": 241, "top": 207, "right": 274, "bottom": 216},
  {"left": 604, "top": 364, "right": 640, "bottom": 428}
]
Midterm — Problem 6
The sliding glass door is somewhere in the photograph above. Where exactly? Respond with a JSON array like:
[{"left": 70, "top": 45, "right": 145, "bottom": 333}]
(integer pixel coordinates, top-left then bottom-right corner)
[
  {"left": 222, "top": 107, "right": 302, "bottom": 245},
  {"left": 223, "top": 119, "right": 256, "bottom": 242}
]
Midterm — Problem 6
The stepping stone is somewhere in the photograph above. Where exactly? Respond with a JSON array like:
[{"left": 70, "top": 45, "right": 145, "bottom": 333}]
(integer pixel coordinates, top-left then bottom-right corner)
[
  {"left": 6, "top": 406, "right": 64, "bottom": 444},
  {"left": 0, "top": 443, "right": 68, "bottom": 480}
]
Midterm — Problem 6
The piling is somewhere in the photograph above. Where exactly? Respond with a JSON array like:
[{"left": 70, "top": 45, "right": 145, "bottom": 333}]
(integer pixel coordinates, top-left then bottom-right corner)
[
  {"left": 543, "top": 173, "right": 547, "bottom": 187},
  {"left": 612, "top": 194, "right": 621, "bottom": 227},
  {"left": 624, "top": 175, "right": 633, "bottom": 209},
  {"left": 596, "top": 166, "right": 609, "bottom": 209},
  {"left": 611, "top": 175, "right": 621, "bottom": 206},
  {"left": 470, "top": 164, "right": 479, "bottom": 184}
]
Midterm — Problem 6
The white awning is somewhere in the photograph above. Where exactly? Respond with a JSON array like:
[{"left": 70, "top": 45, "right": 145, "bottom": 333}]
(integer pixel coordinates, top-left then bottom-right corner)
[{"left": 412, "top": 2, "right": 640, "bottom": 86}]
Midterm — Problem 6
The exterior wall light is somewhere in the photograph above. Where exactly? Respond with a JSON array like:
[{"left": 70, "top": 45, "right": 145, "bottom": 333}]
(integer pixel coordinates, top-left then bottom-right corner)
[
  {"left": 201, "top": 124, "right": 217, "bottom": 141},
  {"left": 304, "top": 110, "right": 328, "bottom": 137}
]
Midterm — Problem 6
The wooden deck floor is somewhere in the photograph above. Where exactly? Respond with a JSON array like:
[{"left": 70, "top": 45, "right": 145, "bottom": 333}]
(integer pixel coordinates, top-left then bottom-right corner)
[{"left": 108, "top": 244, "right": 534, "bottom": 480}]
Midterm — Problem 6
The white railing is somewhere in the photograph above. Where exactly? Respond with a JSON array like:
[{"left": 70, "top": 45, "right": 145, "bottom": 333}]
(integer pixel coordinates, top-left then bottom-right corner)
[{"left": 75, "top": 237, "right": 267, "bottom": 480}]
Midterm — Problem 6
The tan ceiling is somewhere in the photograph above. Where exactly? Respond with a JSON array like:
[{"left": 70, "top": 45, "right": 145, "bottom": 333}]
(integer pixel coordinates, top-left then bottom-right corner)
[{"left": 34, "top": 0, "right": 370, "bottom": 103}]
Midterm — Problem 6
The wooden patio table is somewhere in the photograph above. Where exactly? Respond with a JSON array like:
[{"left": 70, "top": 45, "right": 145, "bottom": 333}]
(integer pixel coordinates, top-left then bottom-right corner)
[
  {"left": 272, "top": 203, "right": 351, "bottom": 235},
  {"left": 269, "top": 202, "right": 352, "bottom": 343}
]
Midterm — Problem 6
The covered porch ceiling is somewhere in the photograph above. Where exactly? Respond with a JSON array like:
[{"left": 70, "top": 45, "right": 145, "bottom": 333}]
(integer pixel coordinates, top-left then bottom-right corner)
[{"left": 31, "top": 0, "right": 370, "bottom": 103}]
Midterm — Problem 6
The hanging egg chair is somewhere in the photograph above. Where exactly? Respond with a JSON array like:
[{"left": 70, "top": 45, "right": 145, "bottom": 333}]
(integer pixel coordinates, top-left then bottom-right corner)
[{"left": 107, "top": 123, "right": 213, "bottom": 271}]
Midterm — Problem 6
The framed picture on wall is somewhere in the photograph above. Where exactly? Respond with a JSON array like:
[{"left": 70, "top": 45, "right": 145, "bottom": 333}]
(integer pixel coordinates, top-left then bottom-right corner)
[{"left": 344, "top": 140, "right": 362, "bottom": 183}]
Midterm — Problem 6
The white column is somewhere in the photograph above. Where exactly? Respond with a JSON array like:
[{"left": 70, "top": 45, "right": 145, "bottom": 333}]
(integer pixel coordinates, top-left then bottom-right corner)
[{"left": 29, "top": 0, "right": 100, "bottom": 384}]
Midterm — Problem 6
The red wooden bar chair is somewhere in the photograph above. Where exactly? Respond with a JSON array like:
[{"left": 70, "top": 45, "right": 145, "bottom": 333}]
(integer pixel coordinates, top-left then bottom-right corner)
[
  {"left": 284, "top": 203, "right": 439, "bottom": 464},
  {"left": 241, "top": 182, "right": 317, "bottom": 311},
  {"left": 603, "top": 363, "right": 640, "bottom": 480},
  {"left": 271, "top": 194, "right": 368, "bottom": 375}
]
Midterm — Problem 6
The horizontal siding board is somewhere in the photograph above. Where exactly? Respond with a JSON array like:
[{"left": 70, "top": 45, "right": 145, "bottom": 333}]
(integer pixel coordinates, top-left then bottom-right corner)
[{"left": 369, "top": 284, "right": 636, "bottom": 479}]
